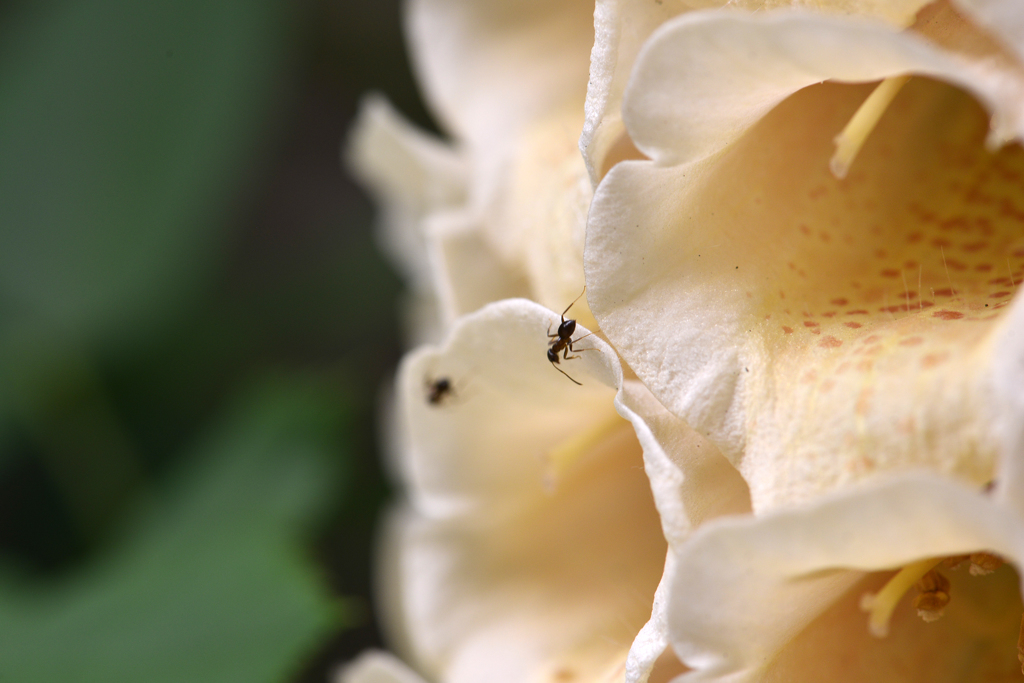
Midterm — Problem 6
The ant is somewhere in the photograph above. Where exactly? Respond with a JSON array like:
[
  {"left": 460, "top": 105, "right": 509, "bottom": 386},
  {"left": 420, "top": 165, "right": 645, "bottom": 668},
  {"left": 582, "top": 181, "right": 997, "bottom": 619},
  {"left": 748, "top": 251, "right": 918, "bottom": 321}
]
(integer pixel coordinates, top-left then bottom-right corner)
[
  {"left": 425, "top": 377, "right": 454, "bottom": 406},
  {"left": 547, "top": 288, "right": 592, "bottom": 386}
]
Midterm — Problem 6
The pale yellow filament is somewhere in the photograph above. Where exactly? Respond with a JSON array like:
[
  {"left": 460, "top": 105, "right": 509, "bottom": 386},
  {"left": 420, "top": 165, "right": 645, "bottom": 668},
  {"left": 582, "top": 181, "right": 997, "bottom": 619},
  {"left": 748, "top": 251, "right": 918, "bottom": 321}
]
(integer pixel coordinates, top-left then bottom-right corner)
[
  {"left": 831, "top": 75, "right": 911, "bottom": 179},
  {"left": 860, "top": 557, "right": 942, "bottom": 637}
]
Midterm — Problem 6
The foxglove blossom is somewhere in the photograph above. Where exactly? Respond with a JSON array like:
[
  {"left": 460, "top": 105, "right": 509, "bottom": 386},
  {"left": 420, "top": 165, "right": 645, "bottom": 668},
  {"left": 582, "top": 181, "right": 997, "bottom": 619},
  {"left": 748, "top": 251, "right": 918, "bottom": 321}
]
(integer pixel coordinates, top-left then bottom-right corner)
[
  {"left": 583, "top": 1, "right": 1024, "bottom": 680},
  {"left": 348, "top": 3, "right": 755, "bottom": 683},
  {"left": 586, "top": 1, "right": 1024, "bottom": 512},
  {"left": 367, "top": 299, "right": 748, "bottom": 683}
]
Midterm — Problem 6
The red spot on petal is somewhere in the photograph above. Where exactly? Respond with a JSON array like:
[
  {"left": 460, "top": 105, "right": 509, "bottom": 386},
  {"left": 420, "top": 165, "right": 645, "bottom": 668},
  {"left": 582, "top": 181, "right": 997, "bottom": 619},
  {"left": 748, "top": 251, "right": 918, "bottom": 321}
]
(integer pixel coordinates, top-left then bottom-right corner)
[
  {"left": 819, "top": 336, "right": 843, "bottom": 349},
  {"left": 803, "top": 320, "right": 819, "bottom": 327},
  {"left": 990, "top": 291, "right": 1012, "bottom": 298},
  {"left": 933, "top": 310, "right": 964, "bottom": 320},
  {"left": 831, "top": 298, "right": 849, "bottom": 306},
  {"left": 846, "top": 310, "right": 869, "bottom": 315},
  {"left": 782, "top": 326, "right": 793, "bottom": 334},
  {"left": 844, "top": 322, "right": 862, "bottom": 329}
]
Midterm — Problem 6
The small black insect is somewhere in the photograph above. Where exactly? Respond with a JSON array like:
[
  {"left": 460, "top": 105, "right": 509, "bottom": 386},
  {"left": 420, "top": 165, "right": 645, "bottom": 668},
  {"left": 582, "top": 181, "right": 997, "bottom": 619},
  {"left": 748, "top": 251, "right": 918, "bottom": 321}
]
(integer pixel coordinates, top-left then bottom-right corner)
[
  {"left": 425, "top": 377, "right": 454, "bottom": 406},
  {"left": 547, "top": 288, "right": 591, "bottom": 385}
]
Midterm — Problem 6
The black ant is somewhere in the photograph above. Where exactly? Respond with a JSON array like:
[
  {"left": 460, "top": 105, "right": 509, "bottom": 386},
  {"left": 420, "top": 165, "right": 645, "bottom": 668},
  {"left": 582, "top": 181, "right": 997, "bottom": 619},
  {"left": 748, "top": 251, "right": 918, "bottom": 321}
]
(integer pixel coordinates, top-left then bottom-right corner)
[
  {"left": 425, "top": 377, "right": 454, "bottom": 406},
  {"left": 547, "top": 288, "right": 592, "bottom": 386}
]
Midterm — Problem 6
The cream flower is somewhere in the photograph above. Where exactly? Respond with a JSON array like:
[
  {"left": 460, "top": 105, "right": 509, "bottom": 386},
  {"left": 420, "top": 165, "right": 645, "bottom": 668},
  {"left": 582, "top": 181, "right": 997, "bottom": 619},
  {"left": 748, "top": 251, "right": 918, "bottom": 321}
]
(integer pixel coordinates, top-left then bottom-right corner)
[
  {"left": 585, "top": 1, "right": 1024, "bottom": 513},
  {"left": 376, "top": 298, "right": 750, "bottom": 683},
  {"left": 349, "top": 0, "right": 602, "bottom": 340},
  {"left": 660, "top": 473, "right": 1024, "bottom": 682}
]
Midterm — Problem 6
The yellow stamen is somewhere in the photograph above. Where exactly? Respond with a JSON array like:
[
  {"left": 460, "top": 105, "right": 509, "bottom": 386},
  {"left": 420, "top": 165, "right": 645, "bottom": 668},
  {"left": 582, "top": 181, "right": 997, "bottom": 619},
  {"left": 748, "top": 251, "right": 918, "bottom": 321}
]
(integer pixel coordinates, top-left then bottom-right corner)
[
  {"left": 830, "top": 75, "right": 911, "bottom": 179},
  {"left": 541, "top": 413, "right": 628, "bottom": 493},
  {"left": 860, "top": 557, "right": 942, "bottom": 637}
]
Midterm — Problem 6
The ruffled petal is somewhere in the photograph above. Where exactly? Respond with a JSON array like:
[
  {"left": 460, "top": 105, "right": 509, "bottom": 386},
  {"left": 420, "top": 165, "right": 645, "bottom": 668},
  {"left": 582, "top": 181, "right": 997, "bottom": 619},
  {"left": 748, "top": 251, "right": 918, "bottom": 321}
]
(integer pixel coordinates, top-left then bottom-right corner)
[
  {"left": 622, "top": 9, "right": 1024, "bottom": 168},
  {"left": 580, "top": 0, "right": 930, "bottom": 181},
  {"left": 588, "top": 71, "right": 1024, "bottom": 511},
  {"left": 664, "top": 473, "right": 1024, "bottom": 682},
  {"left": 347, "top": 94, "right": 466, "bottom": 288},
  {"left": 406, "top": 0, "right": 594, "bottom": 207}
]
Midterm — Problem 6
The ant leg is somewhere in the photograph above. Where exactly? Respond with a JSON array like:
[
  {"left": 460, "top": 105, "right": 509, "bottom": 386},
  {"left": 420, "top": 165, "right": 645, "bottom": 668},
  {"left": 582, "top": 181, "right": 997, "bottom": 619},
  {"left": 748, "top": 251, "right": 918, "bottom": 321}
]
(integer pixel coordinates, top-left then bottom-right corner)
[
  {"left": 559, "top": 286, "right": 587, "bottom": 318},
  {"left": 551, "top": 362, "right": 583, "bottom": 385}
]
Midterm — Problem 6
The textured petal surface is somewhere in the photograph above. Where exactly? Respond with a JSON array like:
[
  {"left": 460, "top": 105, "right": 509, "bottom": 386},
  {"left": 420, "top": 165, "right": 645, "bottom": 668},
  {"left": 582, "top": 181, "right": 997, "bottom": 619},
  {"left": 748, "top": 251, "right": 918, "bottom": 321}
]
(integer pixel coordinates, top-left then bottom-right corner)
[
  {"left": 664, "top": 474, "right": 1024, "bottom": 682},
  {"left": 588, "top": 73, "right": 1024, "bottom": 511},
  {"left": 622, "top": 10, "right": 1024, "bottom": 168}
]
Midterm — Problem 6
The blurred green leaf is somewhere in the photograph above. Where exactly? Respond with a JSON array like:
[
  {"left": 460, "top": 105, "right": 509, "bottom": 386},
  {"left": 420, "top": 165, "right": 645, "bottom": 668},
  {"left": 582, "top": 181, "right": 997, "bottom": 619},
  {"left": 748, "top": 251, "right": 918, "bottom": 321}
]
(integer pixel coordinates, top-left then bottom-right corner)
[
  {"left": 0, "top": 380, "right": 349, "bottom": 682},
  {"left": 0, "top": 0, "right": 292, "bottom": 346}
]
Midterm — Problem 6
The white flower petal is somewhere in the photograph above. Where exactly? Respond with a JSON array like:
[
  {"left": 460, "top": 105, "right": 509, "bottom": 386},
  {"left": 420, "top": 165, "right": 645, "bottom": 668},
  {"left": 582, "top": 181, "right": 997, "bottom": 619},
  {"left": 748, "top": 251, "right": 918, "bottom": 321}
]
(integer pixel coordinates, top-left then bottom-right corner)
[
  {"left": 953, "top": 0, "right": 1024, "bottom": 65},
  {"left": 406, "top": 0, "right": 594, "bottom": 206},
  {"left": 664, "top": 473, "right": 1024, "bottom": 682},
  {"left": 347, "top": 94, "right": 466, "bottom": 287},
  {"left": 335, "top": 651, "right": 429, "bottom": 683},
  {"left": 396, "top": 298, "right": 623, "bottom": 518},
  {"left": 588, "top": 72, "right": 1024, "bottom": 511},
  {"left": 425, "top": 209, "right": 530, "bottom": 329},
  {"left": 580, "top": 0, "right": 929, "bottom": 181},
  {"left": 614, "top": 381, "right": 752, "bottom": 682},
  {"left": 623, "top": 10, "right": 1024, "bottom": 168}
]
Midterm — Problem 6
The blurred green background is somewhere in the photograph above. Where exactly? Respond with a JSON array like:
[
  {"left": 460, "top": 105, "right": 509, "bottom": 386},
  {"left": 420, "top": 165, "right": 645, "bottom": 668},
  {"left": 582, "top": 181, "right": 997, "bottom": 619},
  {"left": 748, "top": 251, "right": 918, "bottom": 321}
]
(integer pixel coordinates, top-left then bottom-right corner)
[{"left": 0, "top": 0, "right": 432, "bottom": 680}]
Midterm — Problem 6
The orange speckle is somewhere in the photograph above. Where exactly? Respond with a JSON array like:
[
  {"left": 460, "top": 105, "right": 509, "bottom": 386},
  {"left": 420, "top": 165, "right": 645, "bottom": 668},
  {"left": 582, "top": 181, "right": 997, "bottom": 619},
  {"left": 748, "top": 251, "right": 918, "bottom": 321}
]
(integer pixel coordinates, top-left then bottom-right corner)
[
  {"left": 990, "top": 291, "right": 1012, "bottom": 298},
  {"left": 831, "top": 297, "right": 849, "bottom": 306},
  {"left": 822, "top": 311, "right": 837, "bottom": 318},
  {"left": 803, "top": 320, "right": 819, "bottom": 327},
  {"left": 808, "top": 185, "right": 828, "bottom": 199},
  {"left": 856, "top": 359, "right": 875, "bottom": 373},
  {"left": 836, "top": 362, "right": 851, "bottom": 374},
  {"left": 907, "top": 232, "right": 923, "bottom": 244},
  {"left": 933, "top": 288, "right": 956, "bottom": 297},
  {"left": 782, "top": 326, "right": 794, "bottom": 334},
  {"left": 801, "top": 370, "right": 818, "bottom": 384},
  {"left": 819, "top": 336, "right": 843, "bottom": 349},
  {"left": 819, "top": 231, "right": 832, "bottom": 243},
  {"left": 899, "top": 336, "right": 924, "bottom": 346},
  {"left": 961, "top": 241, "right": 989, "bottom": 253},
  {"left": 931, "top": 237, "right": 952, "bottom": 248},
  {"left": 844, "top": 322, "right": 863, "bottom": 329},
  {"left": 846, "top": 310, "right": 869, "bottom": 315},
  {"left": 934, "top": 310, "right": 964, "bottom": 320},
  {"left": 820, "top": 378, "right": 836, "bottom": 392},
  {"left": 946, "top": 259, "right": 968, "bottom": 271},
  {"left": 863, "top": 335, "right": 881, "bottom": 344},
  {"left": 799, "top": 224, "right": 811, "bottom": 235},
  {"left": 921, "top": 352, "right": 949, "bottom": 369},
  {"left": 975, "top": 264, "right": 993, "bottom": 272},
  {"left": 880, "top": 269, "right": 900, "bottom": 278}
]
